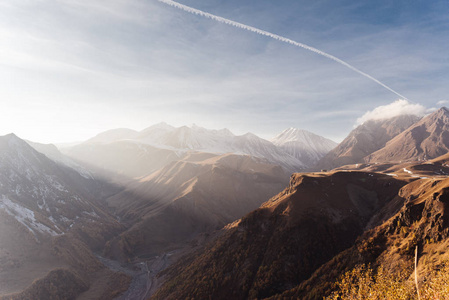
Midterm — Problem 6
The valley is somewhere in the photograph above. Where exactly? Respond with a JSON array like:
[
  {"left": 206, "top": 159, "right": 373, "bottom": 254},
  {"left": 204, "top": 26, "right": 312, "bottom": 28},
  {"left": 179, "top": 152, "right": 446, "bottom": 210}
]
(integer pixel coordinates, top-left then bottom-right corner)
[
  {"left": 2, "top": 1, "right": 447, "bottom": 298},
  {"left": 2, "top": 109, "right": 449, "bottom": 299}
]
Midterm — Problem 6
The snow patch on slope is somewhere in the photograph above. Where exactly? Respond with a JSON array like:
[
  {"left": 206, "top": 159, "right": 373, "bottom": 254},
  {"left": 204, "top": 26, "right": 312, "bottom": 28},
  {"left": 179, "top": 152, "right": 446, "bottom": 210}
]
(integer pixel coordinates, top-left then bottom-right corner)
[
  {"left": 0, "top": 196, "right": 60, "bottom": 237},
  {"left": 271, "top": 128, "right": 337, "bottom": 163}
]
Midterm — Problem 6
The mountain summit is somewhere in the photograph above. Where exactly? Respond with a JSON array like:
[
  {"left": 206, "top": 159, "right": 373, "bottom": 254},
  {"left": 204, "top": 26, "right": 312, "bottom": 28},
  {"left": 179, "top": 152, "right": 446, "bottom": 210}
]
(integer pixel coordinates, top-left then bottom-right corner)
[
  {"left": 0, "top": 133, "right": 125, "bottom": 297},
  {"left": 366, "top": 107, "right": 449, "bottom": 163},
  {"left": 315, "top": 114, "right": 420, "bottom": 170},
  {"left": 271, "top": 128, "right": 337, "bottom": 165},
  {"left": 68, "top": 124, "right": 337, "bottom": 174}
]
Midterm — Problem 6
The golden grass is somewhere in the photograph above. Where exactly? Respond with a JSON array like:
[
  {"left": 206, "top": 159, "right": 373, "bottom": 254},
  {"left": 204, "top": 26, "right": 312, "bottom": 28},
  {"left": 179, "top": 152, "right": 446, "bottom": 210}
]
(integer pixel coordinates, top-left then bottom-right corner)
[{"left": 327, "top": 261, "right": 449, "bottom": 300}]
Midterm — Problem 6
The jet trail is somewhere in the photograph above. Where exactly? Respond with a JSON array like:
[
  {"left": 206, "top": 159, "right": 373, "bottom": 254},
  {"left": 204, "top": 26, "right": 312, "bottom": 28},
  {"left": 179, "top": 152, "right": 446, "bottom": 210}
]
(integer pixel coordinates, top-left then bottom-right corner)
[{"left": 157, "top": 0, "right": 408, "bottom": 100}]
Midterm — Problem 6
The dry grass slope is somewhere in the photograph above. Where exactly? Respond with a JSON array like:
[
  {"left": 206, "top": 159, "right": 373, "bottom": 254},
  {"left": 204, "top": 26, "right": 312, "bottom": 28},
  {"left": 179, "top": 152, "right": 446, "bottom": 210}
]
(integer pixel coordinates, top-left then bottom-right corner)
[{"left": 327, "top": 262, "right": 449, "bottom": 300}]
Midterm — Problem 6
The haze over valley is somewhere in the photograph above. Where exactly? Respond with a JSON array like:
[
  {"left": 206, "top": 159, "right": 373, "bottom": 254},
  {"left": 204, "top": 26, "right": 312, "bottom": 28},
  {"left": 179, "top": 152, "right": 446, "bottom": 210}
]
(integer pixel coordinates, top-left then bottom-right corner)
[
  {"left": 1, "top": 0, "right": 449, "bottom": 299},
  {"left": 2, "top": 107, "right": 449, "bottom": 298}
]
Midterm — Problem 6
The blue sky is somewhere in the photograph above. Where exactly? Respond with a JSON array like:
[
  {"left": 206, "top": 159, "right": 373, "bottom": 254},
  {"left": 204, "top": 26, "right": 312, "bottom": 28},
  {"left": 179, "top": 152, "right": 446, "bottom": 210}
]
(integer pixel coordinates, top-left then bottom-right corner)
[{"left": 0, "top": 0, "right": 448, "bottom": 143}]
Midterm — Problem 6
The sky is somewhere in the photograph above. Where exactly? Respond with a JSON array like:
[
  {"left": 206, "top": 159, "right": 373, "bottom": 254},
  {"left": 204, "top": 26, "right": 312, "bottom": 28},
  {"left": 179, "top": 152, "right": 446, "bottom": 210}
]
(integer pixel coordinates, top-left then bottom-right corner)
[{"left": 0, "top": 0, "right": 448, "bottom": 144}]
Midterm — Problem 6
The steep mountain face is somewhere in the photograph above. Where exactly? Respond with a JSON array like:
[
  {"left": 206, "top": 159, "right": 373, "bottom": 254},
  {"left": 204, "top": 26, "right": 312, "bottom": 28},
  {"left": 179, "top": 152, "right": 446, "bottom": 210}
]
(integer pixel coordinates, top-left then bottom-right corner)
[
  {"left": 281, "top": 175, "right": 449, "bottom": 299},
  {"left": 366, "top": 107, "right": 449, "bottom": 163},
  {"left": 103, "top": 153, "right": 289, "bottom": 260},
  {"left": 315, "top": 114, "right": 420, "bottom": 170},
  {"left": 152, "top": 171, "right": 406, "bottom": 300},
  {"left": 271, "top": 128, "right": 337, "bottom": 167},
  {"left": 0, "top": 134, "right": 120, "bottom": 240},
  {"left": 0, "top": 134, "right": 128, "bottom": 298}
]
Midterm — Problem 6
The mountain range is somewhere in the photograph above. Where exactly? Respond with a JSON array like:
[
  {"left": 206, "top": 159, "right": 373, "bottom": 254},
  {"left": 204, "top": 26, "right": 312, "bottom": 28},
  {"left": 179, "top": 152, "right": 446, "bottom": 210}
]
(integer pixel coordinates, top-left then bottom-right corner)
[
  {"left": 2, "top": 107, "right": 449, "bottom": 299},
  {"left": 65, "top": 123, "right": 337, "bottom": 175},
  {"left": 315, "top": 107, "right": 449, "bottom": 170},
  {"left": 1, "top": 126, "right": 319, "bottom": 298},
  {"left": 151, "top": 107, "right": 449, "bottom": 299}
]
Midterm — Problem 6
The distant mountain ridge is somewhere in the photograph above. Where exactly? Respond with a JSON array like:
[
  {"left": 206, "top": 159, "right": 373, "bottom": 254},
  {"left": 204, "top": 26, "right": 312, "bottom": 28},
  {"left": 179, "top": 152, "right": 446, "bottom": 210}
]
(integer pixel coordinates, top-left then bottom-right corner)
[{"left": 79, "top": 123, "right": 336, "bottom": 172}]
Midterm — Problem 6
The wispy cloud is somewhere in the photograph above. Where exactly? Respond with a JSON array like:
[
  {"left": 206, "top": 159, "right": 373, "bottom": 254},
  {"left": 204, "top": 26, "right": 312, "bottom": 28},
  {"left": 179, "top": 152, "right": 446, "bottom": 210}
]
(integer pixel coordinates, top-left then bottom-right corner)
[
  {"left": 0, "top": 0, "right": 448, "bottom": 143},
  {"left": 157, "top": 0, "right": 408, "bottom": 100}
]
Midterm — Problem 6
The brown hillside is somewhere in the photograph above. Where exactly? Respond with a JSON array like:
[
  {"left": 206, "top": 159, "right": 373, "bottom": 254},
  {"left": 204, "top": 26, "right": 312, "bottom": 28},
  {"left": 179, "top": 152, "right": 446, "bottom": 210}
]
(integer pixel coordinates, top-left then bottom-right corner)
[
  {"left": 151, "top": 171, "right": 406, "bottom": 300},
  {"left": 277, "top": 176, "right": 449, "bottom": 299},
  {"left": 315, "top": 115, "right": 419, "bottom": 170},
  {"left": 366, "top": 107, "right": 449, "bottom": 163},
  {"left": 104, "top": 153, "right": 288, "bottom": 261}
]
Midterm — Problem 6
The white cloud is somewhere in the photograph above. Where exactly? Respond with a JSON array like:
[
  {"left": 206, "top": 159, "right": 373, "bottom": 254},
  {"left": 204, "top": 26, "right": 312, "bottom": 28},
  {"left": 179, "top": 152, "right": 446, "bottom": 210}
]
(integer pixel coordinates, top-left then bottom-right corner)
[
  {"left": 437, "top": 100, "right": 449, "bottom": 105},
  {"left": 356, "top": 99, "right": 427, "bottom": 125}
]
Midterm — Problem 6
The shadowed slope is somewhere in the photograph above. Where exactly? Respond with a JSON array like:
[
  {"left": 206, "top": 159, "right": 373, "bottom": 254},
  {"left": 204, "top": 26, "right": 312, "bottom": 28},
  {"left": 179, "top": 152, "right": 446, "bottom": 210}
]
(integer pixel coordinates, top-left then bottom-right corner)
[
  {"left": 152, "top": 171, "right": 406, "bottom": 299},
  {"left": 0, "top": 134, "right": 128, "bottom": 298},
  {"left": 104, "top": 153, "right": 288, "bottom": 260}
]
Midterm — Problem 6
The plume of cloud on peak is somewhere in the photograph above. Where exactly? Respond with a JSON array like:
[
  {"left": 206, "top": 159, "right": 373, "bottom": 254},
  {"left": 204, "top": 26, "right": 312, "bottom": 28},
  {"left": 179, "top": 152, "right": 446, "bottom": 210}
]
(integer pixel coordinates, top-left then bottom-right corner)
[{"left": 356, "top": 99, "right": 427, "bottom": 125}]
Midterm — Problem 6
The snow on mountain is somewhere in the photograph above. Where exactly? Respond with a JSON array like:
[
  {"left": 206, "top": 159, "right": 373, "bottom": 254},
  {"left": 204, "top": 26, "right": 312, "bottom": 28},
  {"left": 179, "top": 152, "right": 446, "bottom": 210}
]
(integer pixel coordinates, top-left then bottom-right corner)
[
  {"left": 76, "top": 124, "right": 336, "bottom": 173},
  {"left": 271, "top": 128, "right": 337, "bottom": 166},
  {"left": 230, "top": 133, "right": 304, "bottom": 171},
  {"left": 0, "top": 133, "right": 117, "bottom": 240},
  {"left": 0, "top": 133, "right": 127, "bottom": 298},
  {"left": 136, "top": 122, "right": 177, "bottom": 145},
  {"left": 0, "top": 195, "right": 60, "bottom": 237},
  {"left": 154, "top": 125, "right": 236, "bottom": 152}
]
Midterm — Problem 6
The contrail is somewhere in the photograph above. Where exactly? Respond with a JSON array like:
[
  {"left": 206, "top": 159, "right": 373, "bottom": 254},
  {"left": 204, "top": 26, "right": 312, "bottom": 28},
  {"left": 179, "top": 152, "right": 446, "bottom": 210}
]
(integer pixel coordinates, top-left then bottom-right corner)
[{"left": 157, "top": 0, "right": 408, "bottom": 100}]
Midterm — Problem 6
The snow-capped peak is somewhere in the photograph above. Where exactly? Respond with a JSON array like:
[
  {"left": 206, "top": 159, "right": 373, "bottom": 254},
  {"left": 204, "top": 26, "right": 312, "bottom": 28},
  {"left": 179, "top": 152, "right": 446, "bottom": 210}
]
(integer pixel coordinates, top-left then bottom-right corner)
[
  {"left": 79, "top": 124, "right": 338, "bottom": 171},
  {"left": 271, "top": 128, "right": 337, "bottom": 164},
  {"left": 272, "top": 128, "right": 314, "bottom": 144},
  {"left": 141, "top": 122, "right": 175, "bottom": 133},
  {"left": 2, "top": 133, "right": 27, "bottom": 148},
  {"left": 272, "top": 128, "right": 336, "bottom": 150}
]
